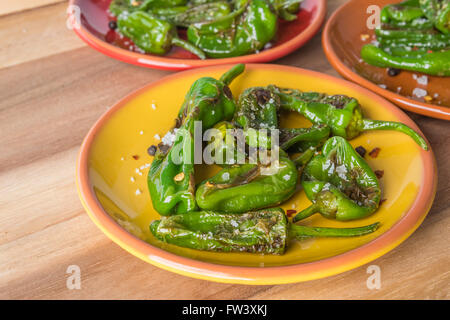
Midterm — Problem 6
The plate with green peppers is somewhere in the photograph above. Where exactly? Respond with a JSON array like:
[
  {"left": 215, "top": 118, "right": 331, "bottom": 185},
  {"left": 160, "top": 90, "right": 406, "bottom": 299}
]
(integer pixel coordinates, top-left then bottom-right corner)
[
  {"left": 323, "top": 0, "right": 450, "bottom": 120},
  {"left": 77, "top": 64, "right": 436, "bottom": 284},
  {"left": 68, "top": 0, "right": 326, "bottom": 70}
]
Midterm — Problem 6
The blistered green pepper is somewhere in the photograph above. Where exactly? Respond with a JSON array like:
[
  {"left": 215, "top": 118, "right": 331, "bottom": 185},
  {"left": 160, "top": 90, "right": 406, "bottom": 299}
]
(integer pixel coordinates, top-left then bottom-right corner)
[
  {"left": 150, "top": 208, "right": 380, "bottom": 254},
  {"left": 147, "top": 65, "right": 245, "bottom": 216},
  {"left": 381, "top": 0, "right": 425, "bottom": 23},
  {"left": 187, "top": 0, "right": 278, "bottom": 58},
  {"left": 195, "top": 154, "right": 298, "bottom": 213},
  {"left": 279, "top": 125, "right": 330, "bottom": 152},
  {"left": 272, "top": 86, "right": 429, "bottom": 150},
  {"left": 117, "top": 11, "right": 205, "bottom": 58},
  {"left": 361, "top": 44, "right": 450, "bottom": 76},
  {"left": 293, "top": 136, "right": 381, "bottom": 222},
  {"left": 167, "top": 1, "right": 231, "bottom": 27},
  {"left": 270, "top": 0, "right": 303, "bottom": 21}
]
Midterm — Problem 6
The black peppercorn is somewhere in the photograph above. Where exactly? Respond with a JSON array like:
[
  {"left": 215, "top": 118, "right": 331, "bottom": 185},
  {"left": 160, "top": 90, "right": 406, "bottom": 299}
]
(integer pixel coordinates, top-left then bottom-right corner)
[
  {"left": 147, "top": 145, "right": 157, "bottom": 156},
  {"left": 108, "top": 20, "right": 117, "bottom": 30},
  {"left": 387, "top": 68, "right": 401, "bottom": 76},
  {"left": 355, "top": 146, "right": 367, "bottom": 158}
]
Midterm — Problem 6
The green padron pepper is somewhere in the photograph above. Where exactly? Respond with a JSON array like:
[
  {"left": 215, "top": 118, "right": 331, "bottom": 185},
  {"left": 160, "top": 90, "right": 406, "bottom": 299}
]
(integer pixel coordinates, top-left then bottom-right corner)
[
  {"left": 293, "top": 136, "right": 381, "bottom": 222},
  {"left": 381, "top": 0, "right": 424, "bottom": 23},
  {"left": 361, "top": 44, "right": 450, "bottom": 76},
  {"left": 270, "top": 0, "right": 303, "bottom": 21},
  {"left": 117, "top": 11, "right": 206, "bottom": 58},
  {"left": 420, "top": 0, "right": 450, "bottom": 34},
  {"left": 147, "top": 64, "right": 245, "bottom": 216},
  {"left": 195, "top": 154, "right": 298, "bottom": 213},
  {"left": 167, "top": 1, "right": 231, "bottom": 27},
  {"left": 271, "top": 86, "right": 429, "bottom": 150},
  {"left": 150, "top": 208, "right": 380, "bottom": 254},
  {"left": 279, "top": 125, "right": 330, "bottom": 153},
  {"left": 234, "top": 86, "right": 281, "bottom": 149},
  {"left": 187, "top": 0, "right": 278, "bottom": 58}
]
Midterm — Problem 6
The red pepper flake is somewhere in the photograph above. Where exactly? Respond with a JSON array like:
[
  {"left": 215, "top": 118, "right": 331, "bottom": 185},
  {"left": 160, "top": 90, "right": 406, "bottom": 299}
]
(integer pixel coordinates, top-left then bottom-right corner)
[
  {"left": 412, "top": 46, "right": 418, "bottom": 51},
  {"left": 375, "top": 170, "right": 384, "bottom": 179},
  {"left": 132, "top": 155, "right": 140, "bottom": 160},
  {"left": 369, "top": 147, "right": 381, "bottom": 158},
  {"left": 286, "top": 210, "right": 297, "bottom": 217},
  {"left": 380, "top": 198, "right": 387, "bottom": 205},
  {"left": 427, "top": 50, "right": 433, "bottom": 53}
]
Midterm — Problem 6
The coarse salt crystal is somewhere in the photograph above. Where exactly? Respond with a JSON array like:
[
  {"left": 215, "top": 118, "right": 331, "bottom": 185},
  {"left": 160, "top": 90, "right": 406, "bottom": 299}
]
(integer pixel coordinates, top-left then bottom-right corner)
[
  {"left": 154, "top": 134, "right": 161, "bottom": 140},
  {"left": 140, "top": 130, "right": 144, "bottom": 135},
  {"left": 416, "top": 75, "right": 428, "bottom": 85},
  {"left": 130, "top": 177, "right": 135, "bottom": 182},
  {"left": 135, "top": 189, "right": 142, "bottom": 195},
  {"left": 412, "top": 88, "right": 427, "bottom": 98}
]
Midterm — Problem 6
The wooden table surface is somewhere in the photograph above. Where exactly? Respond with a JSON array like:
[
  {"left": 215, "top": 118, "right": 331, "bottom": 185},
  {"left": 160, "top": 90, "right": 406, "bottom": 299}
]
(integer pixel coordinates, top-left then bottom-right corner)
[{"left": 0, "top": 0, "right": 449, "bottom": 300}]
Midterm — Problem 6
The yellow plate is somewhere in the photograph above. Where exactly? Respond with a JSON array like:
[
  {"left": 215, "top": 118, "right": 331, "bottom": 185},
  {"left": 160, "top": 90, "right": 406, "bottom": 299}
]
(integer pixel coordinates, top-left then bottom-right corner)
[{"left": 76, "top": 64, "right": 437, "bottom": 284}]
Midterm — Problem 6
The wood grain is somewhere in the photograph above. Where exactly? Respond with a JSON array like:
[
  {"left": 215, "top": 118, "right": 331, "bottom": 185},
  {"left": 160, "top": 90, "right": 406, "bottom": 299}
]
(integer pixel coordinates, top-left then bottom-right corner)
[
  {"left": 0, "top": 0, "right": 449, "bottom": 300},
  {"left": 0, "top": 0, "right": 66, "bottom": 17}
]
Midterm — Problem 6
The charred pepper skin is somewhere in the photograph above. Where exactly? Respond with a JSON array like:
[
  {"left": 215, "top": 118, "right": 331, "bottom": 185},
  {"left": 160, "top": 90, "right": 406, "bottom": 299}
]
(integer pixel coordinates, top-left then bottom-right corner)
[
  {"left": 293, "top": 136, "right": 381, "bottom": 222},
  {"left": 195, "top": 155, "right": 298, "bottom": 213},
  {"left": 187, "top": 0, "right": 278, "bottom": 58},
  {"left": 361, "top": 44, "right": 450, "bottom": 76},
  {"left": 150, "top": 208, "right": 380, "bottom": 254},
  {"left": 147, "top": 65, "right": 245, "bottom": 216},
  {"left": 117, "top": 11, "right": 206, "bottom": 58},
  {"left": 272, "top": 86, "right": 429, "bottom": 150}
]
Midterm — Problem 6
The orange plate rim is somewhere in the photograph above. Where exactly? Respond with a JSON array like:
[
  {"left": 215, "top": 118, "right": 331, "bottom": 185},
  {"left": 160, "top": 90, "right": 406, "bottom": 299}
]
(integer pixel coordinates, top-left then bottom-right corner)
[{"left": 76, "top": 64, "right": 437, "bottom": 284}]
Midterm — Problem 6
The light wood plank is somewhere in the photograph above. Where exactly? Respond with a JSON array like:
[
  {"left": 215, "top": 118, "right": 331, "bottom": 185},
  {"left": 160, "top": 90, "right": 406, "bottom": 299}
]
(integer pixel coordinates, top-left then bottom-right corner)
[
  {"left": 0, "top": 0, "right": 66, "bottom": 17},
  {"left": 0, "top": 2, "right": 85, "bottom": 68}
]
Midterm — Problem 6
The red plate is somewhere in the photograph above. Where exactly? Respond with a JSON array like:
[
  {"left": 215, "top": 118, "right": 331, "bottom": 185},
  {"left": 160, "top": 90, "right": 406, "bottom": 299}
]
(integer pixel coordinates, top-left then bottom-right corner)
[{"left": 68, "top": 0, "right": 326, "bottom": 70}]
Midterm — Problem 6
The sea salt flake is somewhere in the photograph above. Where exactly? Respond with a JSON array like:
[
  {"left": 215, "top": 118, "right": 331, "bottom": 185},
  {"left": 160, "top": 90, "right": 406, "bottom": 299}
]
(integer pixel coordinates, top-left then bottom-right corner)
[
  {"left": 416, "top": 75, "right": 428, "bottom": 85},
  {"left": 154, "top": 134, "right": 161, "bottom": 140},
  {"left": 412, "top": 88, "right": 427, "bottom": 98}
]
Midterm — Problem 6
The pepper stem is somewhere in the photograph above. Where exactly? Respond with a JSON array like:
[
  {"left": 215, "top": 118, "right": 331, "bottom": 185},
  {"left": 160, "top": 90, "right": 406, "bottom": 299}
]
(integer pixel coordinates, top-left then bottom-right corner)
[
  {"left": 171, "top": 37, "right": 206, "bottom": 60},
  {"left": 289, "top": 222, "right": 380, "bottom": 240},
  {"left": 292, "top": 204, "right": 317, "bottom": 222},
  {"left": 220, "top": 64, "right": 245, "bottom": 85},
  {"left": 362, "top": 119, "right": 428, "bottom": 150}
]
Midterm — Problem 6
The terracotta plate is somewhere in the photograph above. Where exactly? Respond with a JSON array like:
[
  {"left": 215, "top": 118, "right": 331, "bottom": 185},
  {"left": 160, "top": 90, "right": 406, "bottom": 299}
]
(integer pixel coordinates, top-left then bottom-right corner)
[
  {"left": 68, "top": 0, "right": 326, "bottom": 70},
  {"left": 76, "top": 64, "right": 436, "bottom": 284},
  {"left": 322, "top": 0, "right": 450, "bottom": 120}
]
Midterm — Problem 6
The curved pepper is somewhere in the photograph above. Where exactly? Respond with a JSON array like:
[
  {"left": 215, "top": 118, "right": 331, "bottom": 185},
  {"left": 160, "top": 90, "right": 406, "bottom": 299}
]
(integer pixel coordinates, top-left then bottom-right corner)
[
  {"left": 187, "top": 0, "right": 278, "bottom": 58},
  {"left": 109, "top": 0, "right": 188, "bottom": 17},
  {"left": 167, "top": 1, "right": 231, "bottom": 27},
  {"left": 117, "top": 11, "right": 205, "bottom": 58},
  {"left": 150, "top": 208, "right": 380, "bottom": 254},
  {"left": 272, "top": 86, "right": 429, "bottom": 150},
  {"left": 381, "top": 0, "right": 424, "bottom": 23},
  {"left": 293, "top": 136, "right": 381, "bottom": 222},
  {"left": 279, "top": 125, "right": 330, "bottom": 152},
  {"left": 361, "top": 43, "right": 450, "bottom": 76},
  {"left": 195, "top": 154, "right": 298, "bottom": 213},
  {"left": 148, "top": 65, "right": 245, "bottom": 216},
  {"left": 269, "top": 0, "right": 303, "bottom": 21}
]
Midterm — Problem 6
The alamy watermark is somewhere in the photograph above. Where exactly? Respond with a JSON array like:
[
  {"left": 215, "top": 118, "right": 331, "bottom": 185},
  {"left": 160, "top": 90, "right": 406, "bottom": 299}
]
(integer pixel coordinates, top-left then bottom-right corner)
[
  {"left": 366, "top": 265, "right": 381, "bottom": 290},
  {"left": 166, "top": 121, "right": 281, "bottom": 175},
  {"left": 66, "top": 265, "right": 81, "bottom": 290}
]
